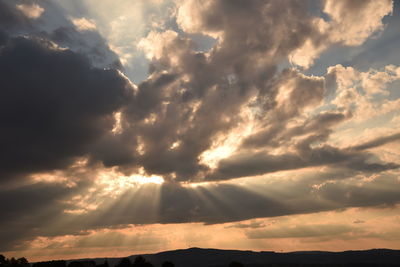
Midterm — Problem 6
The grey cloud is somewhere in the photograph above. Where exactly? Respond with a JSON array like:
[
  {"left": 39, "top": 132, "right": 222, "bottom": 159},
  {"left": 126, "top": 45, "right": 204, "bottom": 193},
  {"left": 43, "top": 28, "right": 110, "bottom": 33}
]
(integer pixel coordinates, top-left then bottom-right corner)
[
  {"left": 316, "top": 173, "right": 400, "bottom": 208},
  {"left": 241, "top": 70, "right": 328, "bottom": 149},
  {"left": 246, "top": 224, "right": 359, "bottom": 239},
  {"left": 0, "top": 181, "right": 86, "bottom": 251},
  {"left": 47, "top": 26, "right": 122, "bottom": 69},
  {"left": 188, "top": 0, "right": 318, "bottom": 68},
  {"left": 207, "top": 152, "right": 306, "bottom": 180},
  {"left": 96, "top": 0, "right": 324, "bottom": 181},
  {"left": 206, "top": 143, "right": 398, "bottom": 181},
  {"left": 39, "top": 0, "right": 122, "bottom": 68},
  {"left": 350, "top": 132, "right": 400, "bottom": 151},
  {"left": 225, "top": 221, "right": 266, "bottom": 229},
  {"left": 1, "top": 0, "right": 121, "bottom": 67},
  {"left": 0, "top": 0, "right": 395, "bottom": 186},
  {"left": 0, "top": 0, "right": 32, "bottom": 31},
  {"left": 32, "top": 0, "right": 390, "bottom": 185},
  {"left": 55, "top": 171, "right": 400, "bottom": 226},
  {"left": 2, "top": 169, "right": 400, "bottom": 250},
  {"left": 207, "top": 88, "right": 399, "bottom": 182}
]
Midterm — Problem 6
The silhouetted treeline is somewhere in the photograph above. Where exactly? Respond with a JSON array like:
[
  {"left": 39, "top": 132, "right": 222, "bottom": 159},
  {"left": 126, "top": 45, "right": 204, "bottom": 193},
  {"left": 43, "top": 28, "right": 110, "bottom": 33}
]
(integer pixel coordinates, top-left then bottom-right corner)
[
  {"left": 220, "top": 264, "right": 398, "bottom": 267},
  {"left": 5, "top": 251, "right": 400, "bottom": 267},
  {"left": 115, "top": 256, "right": 177, "bottom": 267},
  {"left": 32, "top": 260, "right": 66, "bottom": 267},
  {"left": 30, "top": 258, "right": 159, "bottom": 267},
  {"left": 0, "top": 255, "right": 29, "bottom": 267},
  {"left": 0, "top": 255, "right": 178, "bottom": 267}
]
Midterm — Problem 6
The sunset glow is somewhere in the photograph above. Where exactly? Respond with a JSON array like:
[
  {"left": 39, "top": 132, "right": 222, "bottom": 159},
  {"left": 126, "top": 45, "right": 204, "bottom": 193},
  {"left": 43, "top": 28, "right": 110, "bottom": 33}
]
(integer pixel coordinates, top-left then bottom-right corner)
[{"left": 0, "top": 0, "right": 400, "bottom": 263}]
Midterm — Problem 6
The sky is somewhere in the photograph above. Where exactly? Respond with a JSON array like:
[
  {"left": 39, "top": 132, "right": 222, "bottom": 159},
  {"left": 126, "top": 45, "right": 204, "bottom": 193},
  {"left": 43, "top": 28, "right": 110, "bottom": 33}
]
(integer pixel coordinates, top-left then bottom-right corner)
[{"left": 1, "top": 0, "right": 400, "bottom": 262}]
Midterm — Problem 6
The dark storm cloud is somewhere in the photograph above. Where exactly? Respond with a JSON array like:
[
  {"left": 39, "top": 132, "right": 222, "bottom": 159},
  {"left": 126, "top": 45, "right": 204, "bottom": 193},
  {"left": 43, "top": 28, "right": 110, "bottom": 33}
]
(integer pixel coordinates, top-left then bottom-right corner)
[
  {"left": 0, "top": 0, "right": 139, "bottom": 250},
  {"left": 0, "top": 1, "right": 28, "bottom": 31},
  {"left": 0, "top": 0, "right": 121, "bottom": 67},
  {"left": 0, "top": 0, "right": 142, "bottom": 185},
  {"left": 0, "top": 36, "right": 133, "bottom": 182}
]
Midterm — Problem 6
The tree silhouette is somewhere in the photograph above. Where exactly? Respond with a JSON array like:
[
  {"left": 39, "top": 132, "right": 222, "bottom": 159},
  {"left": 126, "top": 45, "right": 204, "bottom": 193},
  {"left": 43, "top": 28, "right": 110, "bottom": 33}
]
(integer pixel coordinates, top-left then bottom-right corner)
[
  {"left": 0, "top": 255, "right": 7, "bottom": 266},
  {"left": 9, "top": 258, "right": 17, "bottom": 267},
  {"left": 132, "top": 256, "right": 153, "bottom": 267},
  {"left": 116, "top": 258, "right": 131, "bottom": 267},
  {"left": 161, "top": 261, "right": 174, "bottom": 267},
  {"left": 16, "top": 258, "right": 28, "bottom": 267},
  {"left": 0, "top": 256, "right": 30, "bottom": 267},
  {"left": 32, "top": 260, "right": 66, "bottom": 267},
  {"left": 68, "top": 261, "right": 95, "bottom": 267},
  {"left": 133, "top": 256, "right": 145, "bottom": 266},
  {"left": 228, "top": 261, "right": 244, "bottom": 267},
  {"left": 67, "top": 261, "right": 82, "bottom": 267}
]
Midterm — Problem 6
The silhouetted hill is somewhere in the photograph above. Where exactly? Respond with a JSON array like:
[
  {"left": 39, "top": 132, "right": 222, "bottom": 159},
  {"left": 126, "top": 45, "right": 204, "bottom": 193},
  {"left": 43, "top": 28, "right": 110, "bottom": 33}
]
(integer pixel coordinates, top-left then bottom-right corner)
[{"left": 66, "top": 248, "right": 400, "bottom": 267}]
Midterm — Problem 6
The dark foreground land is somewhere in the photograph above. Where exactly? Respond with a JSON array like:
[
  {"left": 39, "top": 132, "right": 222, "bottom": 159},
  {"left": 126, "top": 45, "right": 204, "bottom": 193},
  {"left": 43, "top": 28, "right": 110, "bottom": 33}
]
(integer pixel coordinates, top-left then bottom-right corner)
[{"left": 2, "top": 248, "right": 400, "bottom": 267}]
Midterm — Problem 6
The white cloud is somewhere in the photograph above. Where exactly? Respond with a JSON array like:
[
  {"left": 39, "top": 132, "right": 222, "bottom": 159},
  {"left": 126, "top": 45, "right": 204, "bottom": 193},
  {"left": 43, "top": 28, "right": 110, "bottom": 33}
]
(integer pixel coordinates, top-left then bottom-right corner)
[
  {"left": 327, "top": 64, "right": 400, "bottom": 121},
  {"left": 71, "top": 17, "right": 97, "bottom": 31},
  {"left": 290, "top": 0, "right": 393, "bottom": 68},
  {"left": 16, "top": 3, "right": 44, "bottom": 19}
]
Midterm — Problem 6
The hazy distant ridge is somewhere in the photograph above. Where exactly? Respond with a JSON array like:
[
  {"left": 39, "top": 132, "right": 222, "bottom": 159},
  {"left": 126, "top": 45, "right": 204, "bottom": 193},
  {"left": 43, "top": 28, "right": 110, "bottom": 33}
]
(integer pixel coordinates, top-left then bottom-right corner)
[{"left": 67, "top": 247, "right": 400, "bottom": 267}]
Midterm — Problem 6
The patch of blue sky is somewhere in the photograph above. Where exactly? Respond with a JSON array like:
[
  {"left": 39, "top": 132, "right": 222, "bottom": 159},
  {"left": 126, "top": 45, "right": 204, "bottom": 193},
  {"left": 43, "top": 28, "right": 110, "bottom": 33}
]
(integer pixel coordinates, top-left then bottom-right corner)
[{"left": 306, "top": 0, "right": 400, "bottom": 77}]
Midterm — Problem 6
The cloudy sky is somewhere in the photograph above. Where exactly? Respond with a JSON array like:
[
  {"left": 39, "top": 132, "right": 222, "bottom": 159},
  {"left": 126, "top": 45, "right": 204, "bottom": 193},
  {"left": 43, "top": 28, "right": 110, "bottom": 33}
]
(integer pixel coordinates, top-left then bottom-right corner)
[{"left": 1, "top": 0, "right": 400, "bottom": 262}]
